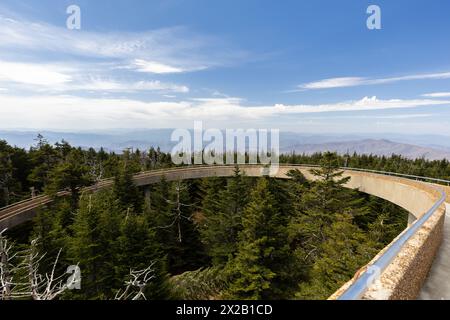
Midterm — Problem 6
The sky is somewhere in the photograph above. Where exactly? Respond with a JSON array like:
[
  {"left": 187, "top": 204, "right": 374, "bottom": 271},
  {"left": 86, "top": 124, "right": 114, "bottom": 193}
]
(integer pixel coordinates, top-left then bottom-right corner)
[{"left": 0, "top": 0, "right": 450, "bottom": 135}]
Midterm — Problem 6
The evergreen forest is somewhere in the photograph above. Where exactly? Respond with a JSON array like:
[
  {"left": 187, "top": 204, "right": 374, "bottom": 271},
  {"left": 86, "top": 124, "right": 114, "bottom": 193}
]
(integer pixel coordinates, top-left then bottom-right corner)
[{"left": 5, "top": 136, "right": 446, "bottom": 299}]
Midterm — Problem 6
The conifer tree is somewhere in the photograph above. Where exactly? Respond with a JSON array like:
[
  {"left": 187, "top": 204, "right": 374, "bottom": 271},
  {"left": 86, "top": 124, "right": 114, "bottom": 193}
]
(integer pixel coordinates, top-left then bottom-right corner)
[
  {"left": 200, "top": 167, "right": 250, "bottom": 265},
  {"left": 28, "top": 135, "right": 60, "bottom": 191},
  {"left": 296, "top": 213, "right": 377, "bottom": 300},
  {"left": 31, "top": 200, "right": 71, "bottom": 276},
  {"left": 46, "top": 150, "right": 93, "bottom": 208},
  {"left": 116, "top": 213, "right": 172, "bottom": 299},
  {"left": 113, "top": 163, "right": 143, "bottom": 212},
  {"left": 0, "top": 141, "right": 14, "bottom": 207},
  {"left": 68, "top": 190, "right": 123, "bottom": 299},
  {"left": 224, "top": 178, "right": 278, "bottom": 300},
  {"left": 147, "top": 179, "right": 207, "bottom": 274}
]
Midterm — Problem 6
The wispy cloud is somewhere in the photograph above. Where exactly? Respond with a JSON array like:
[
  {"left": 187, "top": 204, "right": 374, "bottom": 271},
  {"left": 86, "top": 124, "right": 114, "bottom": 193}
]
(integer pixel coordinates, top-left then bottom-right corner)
[
  {"left": 0, "top": 61, "right": 72, "bottom": 86},
  {"left": 0, "top": 14, "right": 241, "bottom": 73},
  {"left": 133, "top": 59, "right": 185, "bottom": 74},
  {"left": 0, "top": 10, "right": 243, "bottom": 98},
  {"left": 132, "top": 59, "right": 206, "bottom": 74},
  {"left": 0, "top": 94, "right": 447, "bottom": 130},
  {"left": 422, "top": 92, "right": 450, "bottom": 98},
  {"left": 0, "top": 60, "right": 189, "bottom": 94},
  {"left": 76, "top": 79, "right": 190, "bottom": 93},
  {"left": 298, "top": 72, "right": 450, "bottom": 90},
  {"left": 269, "top": 96, "right": 449, "bottom": 114}
]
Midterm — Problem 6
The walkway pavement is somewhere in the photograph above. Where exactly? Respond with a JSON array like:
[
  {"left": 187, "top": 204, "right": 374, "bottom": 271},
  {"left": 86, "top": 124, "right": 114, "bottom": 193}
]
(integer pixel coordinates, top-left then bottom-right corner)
[{"left": 419, "top": 203, "right": 450, "bottom": 300}]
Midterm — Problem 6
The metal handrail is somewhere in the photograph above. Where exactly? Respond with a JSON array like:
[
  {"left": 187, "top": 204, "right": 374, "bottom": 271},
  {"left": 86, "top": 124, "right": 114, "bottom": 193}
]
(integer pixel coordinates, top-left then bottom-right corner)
[
  {"left": 342, "top": 166, "right": 450, "bottom": 185},
  {"left": 0, "top": 194, "right": 47, "bottom": 211},
  {"left": 2, "top": 163, "right": 449, "bottom": 212},
  {"left": 284, "top": 163, "right": 450, "bottom": 185},
  {"left": 337, "top": 185, "right": 446, "bottom": 300}
]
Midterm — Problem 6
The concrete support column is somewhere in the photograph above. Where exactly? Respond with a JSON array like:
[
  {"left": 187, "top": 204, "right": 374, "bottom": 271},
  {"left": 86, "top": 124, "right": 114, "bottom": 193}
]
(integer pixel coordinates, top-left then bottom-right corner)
[
  {"left": 30, "top": 187, "right": 37, "bottom": 198},
  {"left": 408, "top": 212, "right": 417, "bottom": 226}
]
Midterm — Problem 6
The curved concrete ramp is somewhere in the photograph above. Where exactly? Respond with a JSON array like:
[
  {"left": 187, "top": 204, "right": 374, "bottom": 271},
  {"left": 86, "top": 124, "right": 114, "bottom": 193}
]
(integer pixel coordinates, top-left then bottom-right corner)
[{"left": 0, "top": 165, "right": 447, "bottom": 300}]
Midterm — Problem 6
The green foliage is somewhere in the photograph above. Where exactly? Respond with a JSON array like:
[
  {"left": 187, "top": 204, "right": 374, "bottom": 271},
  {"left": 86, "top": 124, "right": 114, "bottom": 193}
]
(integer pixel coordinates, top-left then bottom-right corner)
[
  {"left": 199, "top": 167, "right": 250, "bottom": 265},
  {"left": 113, "top": 163, "right": 143, "bottom": 212},
  {"left": 296, "top": 213, "right": 378, "bottom": 300},
  {"left": 0, "top": 141, "right": 14, "bottom": 207},
  {"left": 224, "top": 178, "right": 286, "bottom": 300},
  {"left": 2, "top": 136, "right": 418, "bottom": 300},
  {"left": 46, "top": 150, "right": 93, "bottom": 208},
  {"left": 28, "top": 135, "right": 60, "bottom": 191},
  {"left": 146, "top": 179, "right": 208, "bottom": 275},
  {"left": 62, "top": 189, "right": 171, "bottom": 300},
  {"left": 170, "top": 267, "right": 228, "bottom": 300},
  {"left": 366, "top": 196, "right": 408, "bottom": 245},
  {"left": 31, "top": 199, "right": 71, "bottom": 275},
  {"left": 116, "top": 212, "right": 172, "bottom": 299},
  {"left": 66, "top": 190, "right": 123, "bottom": 299}
]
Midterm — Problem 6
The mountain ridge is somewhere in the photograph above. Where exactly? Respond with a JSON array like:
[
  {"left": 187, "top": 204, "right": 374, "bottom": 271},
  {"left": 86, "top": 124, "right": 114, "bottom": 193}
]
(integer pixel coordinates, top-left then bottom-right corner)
[{"left": 1, "top": 130, "right": 450, "bottom": 160}]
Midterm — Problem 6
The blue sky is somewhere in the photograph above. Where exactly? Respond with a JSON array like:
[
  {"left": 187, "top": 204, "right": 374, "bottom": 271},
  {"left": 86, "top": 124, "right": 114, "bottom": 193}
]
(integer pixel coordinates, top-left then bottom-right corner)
[{"left": 0, "top": 0, "right": 450, "bottom": 134}]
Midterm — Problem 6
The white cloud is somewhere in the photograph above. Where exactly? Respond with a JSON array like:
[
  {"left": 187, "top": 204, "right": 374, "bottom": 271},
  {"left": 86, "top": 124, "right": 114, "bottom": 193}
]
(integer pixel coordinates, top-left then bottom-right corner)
[
  {"left": 298, "top": 72, "right": 450, "bottom": 90},
  {"left": 133, "top": 59, "right": 185, "bottom": 74},
  {"left": 132, "top": 81, "right": 189, "bottom": 93},
  {"left": 270, "top": 96, "right": 449, "bottom": 114},
  {"left": 422, "top": 92, "right": 450, "bottom": 98},
  {"left": 0, "top": 14, "right": 236, "bottom": 74},
  {"left": 0, "top": 60, "right": 189, "bottom": 94},
  {"left": 299, "top": 77, "right": 365, "bottom": 90},
  {"left": 0, "top": 61, "right": 72, "bottom": 86},
  {"left": 70, "top": 79, "right": 189, "bottom": 93},
  {"left": 0, "top": 94, "right": 448, "bottom": 130}
]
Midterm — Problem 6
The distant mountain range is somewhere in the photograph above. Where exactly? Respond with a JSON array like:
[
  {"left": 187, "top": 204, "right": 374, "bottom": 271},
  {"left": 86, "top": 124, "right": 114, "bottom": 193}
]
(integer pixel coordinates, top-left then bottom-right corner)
[
  {"left": 281, "top": 139, "right": 450, "bottom": 160},
  {"left": 1, "top": 130, "right": 450, "bottom": 160}
]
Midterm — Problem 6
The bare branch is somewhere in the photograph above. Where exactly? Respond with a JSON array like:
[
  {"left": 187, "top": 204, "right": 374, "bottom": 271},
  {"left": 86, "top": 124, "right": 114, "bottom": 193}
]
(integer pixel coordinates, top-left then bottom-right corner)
[{"left": 115, "top": 262, "right": 156, "bottom": 300}]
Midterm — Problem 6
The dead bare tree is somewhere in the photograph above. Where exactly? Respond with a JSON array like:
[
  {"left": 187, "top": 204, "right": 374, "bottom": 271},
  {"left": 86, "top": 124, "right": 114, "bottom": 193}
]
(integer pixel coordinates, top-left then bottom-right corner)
[
  {"left": 25, "top": 241, "right": 79, "bottom": 300},
  {"left": 85, "top": 157, "right": 104, "bottom": 183},
  {"left": 0, "top": 231, "right": 78, "bottom": 300},
  {"left": 154, "top": 181, "right": 195, "bottom": 243},
  {"left": 2, "top": 229, "right": 158, "bottom": 300},
  {"left": 115, "top": 262, "right": 156, "bottom": 300},
  {"left": 0, "top": 229, "right": 14, "bottom": 300}
]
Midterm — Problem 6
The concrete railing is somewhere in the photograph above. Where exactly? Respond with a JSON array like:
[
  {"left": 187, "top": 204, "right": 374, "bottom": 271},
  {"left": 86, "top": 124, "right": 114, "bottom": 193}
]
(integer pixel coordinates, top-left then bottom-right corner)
[{"left": 0, "top": 164, "right": 447, "bottom": 299}]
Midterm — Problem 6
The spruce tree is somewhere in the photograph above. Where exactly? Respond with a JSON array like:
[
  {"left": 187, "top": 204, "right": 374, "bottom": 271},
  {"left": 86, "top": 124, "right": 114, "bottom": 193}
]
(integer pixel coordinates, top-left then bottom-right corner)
[
  {"left": 116, "top": 213, "right": 172, "bottom": 299},
  {"left": 200, "top": 167, "right": 250, "bottom": 265},
  {"left": 113, "top": 163, "right": 143, "bottom": 212},
  {"left": 68, "top": 190, "right": 122, "bottom": 299},
  {"left": 224, "top": 178, "right": 278, "bottom": 300},
  {"left": 296, "top": 213, "right": 377, "bottom": 300},
  {"left": 31, "top": 199, "right": 71, "bottom": 276},
  {"left": 147, "top": 179, "right": 207, "bottom": 274},
  {"left": 46, "top": 150, "right": 93, "bottom": 208},
  {"left": 28, "top": 135, "right": 59, "bottom": 191}
]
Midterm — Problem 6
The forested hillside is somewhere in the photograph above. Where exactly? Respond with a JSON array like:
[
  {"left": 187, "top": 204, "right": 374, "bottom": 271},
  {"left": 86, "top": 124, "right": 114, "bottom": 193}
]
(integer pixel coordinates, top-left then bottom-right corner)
[{"left": 1, "top": 136, "right": 436, "bottom": 300}]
